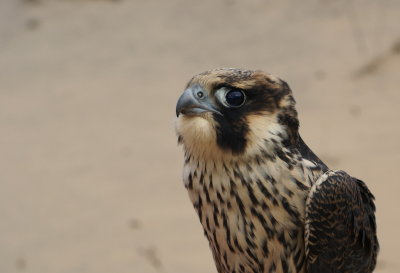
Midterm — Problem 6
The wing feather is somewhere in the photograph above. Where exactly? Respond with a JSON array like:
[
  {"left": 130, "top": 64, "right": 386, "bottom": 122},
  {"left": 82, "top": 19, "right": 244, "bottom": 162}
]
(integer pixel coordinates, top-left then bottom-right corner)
[{"left": 305, "top": 170, "right": 378, "bottom": 273}]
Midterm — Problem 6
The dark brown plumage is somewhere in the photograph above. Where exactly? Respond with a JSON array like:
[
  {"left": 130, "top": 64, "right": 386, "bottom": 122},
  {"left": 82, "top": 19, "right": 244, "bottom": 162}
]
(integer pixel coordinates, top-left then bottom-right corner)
[{"left": 175, "top": 68, "right": 378, "bottom": 273}]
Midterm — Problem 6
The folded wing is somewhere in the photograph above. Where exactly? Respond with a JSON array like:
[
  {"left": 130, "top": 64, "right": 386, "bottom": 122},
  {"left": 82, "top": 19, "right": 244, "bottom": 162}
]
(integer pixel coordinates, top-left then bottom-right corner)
[{"left": 305, "top": 170, "right": 378, "bottom": 273}]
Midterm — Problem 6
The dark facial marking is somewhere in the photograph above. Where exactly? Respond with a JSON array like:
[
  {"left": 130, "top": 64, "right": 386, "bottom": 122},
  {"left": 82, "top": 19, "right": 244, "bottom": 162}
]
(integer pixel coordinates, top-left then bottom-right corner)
[{"left": 210, "top": 75, "right": 297, "bottom": 155}]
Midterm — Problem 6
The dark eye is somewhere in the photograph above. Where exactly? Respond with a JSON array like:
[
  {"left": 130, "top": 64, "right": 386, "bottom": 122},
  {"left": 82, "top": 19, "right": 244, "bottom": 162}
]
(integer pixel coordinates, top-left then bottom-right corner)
[{"left": 225, "top": 89, "right": 245, "bottom": 107}]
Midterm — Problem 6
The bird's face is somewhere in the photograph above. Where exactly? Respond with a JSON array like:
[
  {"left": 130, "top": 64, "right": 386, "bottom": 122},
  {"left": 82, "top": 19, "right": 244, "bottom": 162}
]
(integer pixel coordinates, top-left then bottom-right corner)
[{"left": 175, "top": 68, "right": 299, "bottom": 160}]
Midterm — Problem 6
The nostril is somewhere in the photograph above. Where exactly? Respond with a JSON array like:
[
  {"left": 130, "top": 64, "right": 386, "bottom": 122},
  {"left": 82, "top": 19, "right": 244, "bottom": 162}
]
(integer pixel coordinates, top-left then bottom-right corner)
[{"left": 197, "top": 91, "right": 204, "bottom": 98}]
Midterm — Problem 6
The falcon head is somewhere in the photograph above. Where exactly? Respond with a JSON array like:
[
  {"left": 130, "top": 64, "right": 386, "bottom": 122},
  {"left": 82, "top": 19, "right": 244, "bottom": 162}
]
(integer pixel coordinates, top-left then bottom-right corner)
[{"left": 175, "top": 68, "right": 299, "bottom": 160}]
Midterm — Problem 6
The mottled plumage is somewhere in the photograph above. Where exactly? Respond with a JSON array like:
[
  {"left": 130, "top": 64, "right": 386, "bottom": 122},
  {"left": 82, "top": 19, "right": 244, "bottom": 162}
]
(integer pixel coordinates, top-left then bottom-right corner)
[{"left": 175, "top": 68, "right": 378, "bottom": 273}]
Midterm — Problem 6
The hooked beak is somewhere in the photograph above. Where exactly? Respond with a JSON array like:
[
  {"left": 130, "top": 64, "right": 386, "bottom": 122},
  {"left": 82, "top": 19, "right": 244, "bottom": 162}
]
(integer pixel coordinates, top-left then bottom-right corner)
[{"left": 176, "top": 85, "right": 221, "bottom": 117}]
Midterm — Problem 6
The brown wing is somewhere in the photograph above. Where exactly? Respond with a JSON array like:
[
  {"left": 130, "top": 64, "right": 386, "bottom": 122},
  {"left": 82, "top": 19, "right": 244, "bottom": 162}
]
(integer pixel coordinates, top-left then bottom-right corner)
[{"left": 305, "top": 170, "right": 378, "bottom": 273}]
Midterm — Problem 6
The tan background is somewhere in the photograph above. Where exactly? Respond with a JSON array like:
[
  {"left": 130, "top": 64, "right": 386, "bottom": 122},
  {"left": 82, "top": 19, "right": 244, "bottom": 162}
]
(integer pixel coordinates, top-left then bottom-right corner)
[{"left": 0, "top": 0, "right": 399, "bottom": 272}]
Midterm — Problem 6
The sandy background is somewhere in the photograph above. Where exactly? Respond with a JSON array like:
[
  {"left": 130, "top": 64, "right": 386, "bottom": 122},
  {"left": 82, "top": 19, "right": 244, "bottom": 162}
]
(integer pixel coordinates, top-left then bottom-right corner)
[{"left": 0, "top": 0, "right": 399, "bottom": 272}]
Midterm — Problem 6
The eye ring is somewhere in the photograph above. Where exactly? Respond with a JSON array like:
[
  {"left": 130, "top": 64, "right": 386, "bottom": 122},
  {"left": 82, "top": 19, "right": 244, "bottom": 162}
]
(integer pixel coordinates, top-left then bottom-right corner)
[{"left": 224, "top": 89, "right": 246, "bottom": 107}]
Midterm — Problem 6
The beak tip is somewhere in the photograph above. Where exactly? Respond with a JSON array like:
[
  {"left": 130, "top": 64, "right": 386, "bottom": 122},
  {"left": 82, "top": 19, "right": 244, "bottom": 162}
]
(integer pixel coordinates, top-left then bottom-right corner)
[{"left": 176, "top": 89, "right": 191, "bottom": 118}]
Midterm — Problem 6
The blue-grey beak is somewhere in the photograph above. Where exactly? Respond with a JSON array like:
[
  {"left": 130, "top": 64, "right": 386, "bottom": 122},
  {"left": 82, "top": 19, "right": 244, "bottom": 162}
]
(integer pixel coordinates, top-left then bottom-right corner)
[{"left": 176, "top": 85, "right": 221, "bottom": 117}]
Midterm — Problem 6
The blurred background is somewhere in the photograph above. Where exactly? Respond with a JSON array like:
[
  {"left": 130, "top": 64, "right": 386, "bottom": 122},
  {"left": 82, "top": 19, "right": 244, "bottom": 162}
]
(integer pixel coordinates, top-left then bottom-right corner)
[{"left": 0, "top": 0, "right": 399, "bottom": 272}]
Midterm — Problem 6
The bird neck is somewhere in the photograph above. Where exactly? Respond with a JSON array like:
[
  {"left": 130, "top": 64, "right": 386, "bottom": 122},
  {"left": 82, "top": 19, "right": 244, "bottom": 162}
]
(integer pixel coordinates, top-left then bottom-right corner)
[{"left": 182, "top": 135, "right": 326, "bottom": 193}]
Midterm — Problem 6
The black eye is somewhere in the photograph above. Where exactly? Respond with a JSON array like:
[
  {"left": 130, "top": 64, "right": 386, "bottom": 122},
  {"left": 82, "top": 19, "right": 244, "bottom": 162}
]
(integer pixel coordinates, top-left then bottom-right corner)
[{"left": 225, "top": 89, "right": 245, "bottom": 107}]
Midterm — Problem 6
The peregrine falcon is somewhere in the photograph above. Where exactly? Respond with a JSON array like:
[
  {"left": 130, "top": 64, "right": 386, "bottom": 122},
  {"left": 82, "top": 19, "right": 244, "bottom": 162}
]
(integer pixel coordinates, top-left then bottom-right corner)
[{"left": 175, "top": 68, "right": 378, "bottom": 273}]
